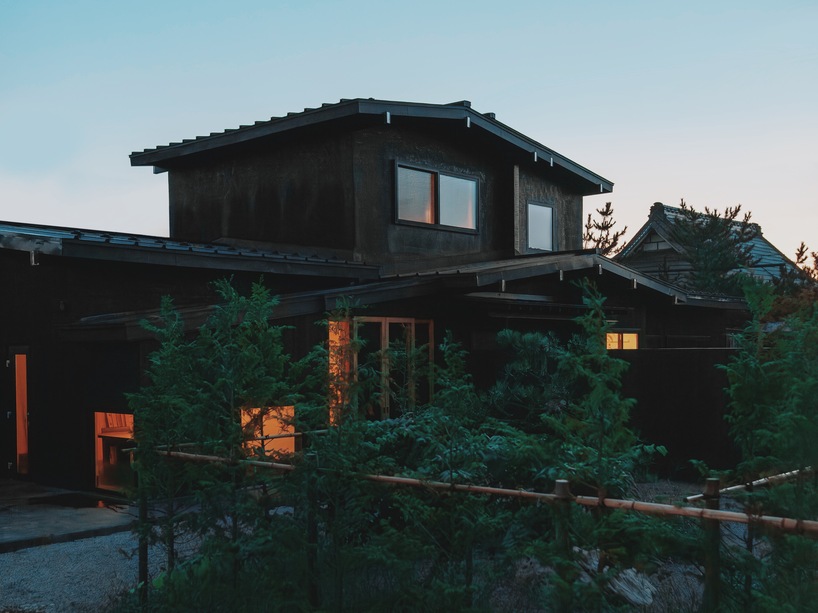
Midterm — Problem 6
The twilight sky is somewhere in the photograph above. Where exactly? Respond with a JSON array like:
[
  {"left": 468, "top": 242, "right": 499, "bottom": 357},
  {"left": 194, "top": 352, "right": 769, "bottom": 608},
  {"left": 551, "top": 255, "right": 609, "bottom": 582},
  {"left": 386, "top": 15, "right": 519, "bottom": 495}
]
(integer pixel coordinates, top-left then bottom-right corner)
[{"left": 1, "top": 0, "right": 816, "bottom": 257}]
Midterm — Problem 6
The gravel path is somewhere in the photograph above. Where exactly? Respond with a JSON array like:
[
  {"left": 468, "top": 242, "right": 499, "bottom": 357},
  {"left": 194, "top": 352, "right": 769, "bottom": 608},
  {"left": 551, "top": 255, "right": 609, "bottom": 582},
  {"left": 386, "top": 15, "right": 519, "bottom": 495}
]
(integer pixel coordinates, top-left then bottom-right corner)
[{"left": 0, "top": 531, "right": 188, "bottom": 613}]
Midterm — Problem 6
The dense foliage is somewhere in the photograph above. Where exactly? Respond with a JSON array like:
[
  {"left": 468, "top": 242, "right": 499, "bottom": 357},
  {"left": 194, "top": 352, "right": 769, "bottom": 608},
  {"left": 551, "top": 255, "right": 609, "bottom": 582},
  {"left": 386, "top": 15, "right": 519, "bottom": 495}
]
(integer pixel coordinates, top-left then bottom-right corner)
[
  {"left": 119, "top": 275, "right": 818, "bottom": 612},
  {"left": 118, "top": 279, "right": 678, "bottom": 612},
  {"left": 719, "top": 280, "right": 818, "bottom": 610}
]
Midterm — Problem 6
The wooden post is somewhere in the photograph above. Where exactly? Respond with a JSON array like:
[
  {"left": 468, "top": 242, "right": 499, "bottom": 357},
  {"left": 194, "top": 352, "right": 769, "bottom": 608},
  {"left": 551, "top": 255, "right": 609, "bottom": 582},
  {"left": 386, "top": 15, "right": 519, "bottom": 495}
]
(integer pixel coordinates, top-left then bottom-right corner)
[
  {"left": 553, "top": 479, "right": 574, "bottom": 613},
  {"left": 703, "top": 477, "right": 721, "bottom": 612},
  {"left": 307, "top": 469, "right": 320, "bottom": 609},
  {"left": 743, "top": 482, "right": 755, "bottom": 610},
  {"left": 138, "top": 489, "right": 148, "bottom": 609}
]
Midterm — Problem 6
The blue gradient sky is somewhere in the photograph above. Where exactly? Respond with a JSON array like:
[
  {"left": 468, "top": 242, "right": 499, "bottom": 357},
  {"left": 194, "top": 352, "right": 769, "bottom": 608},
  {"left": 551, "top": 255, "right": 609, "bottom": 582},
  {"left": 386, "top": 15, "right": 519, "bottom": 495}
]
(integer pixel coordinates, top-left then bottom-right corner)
[{"left": 1, "top": 1, "right": 816, "bottom": 256}]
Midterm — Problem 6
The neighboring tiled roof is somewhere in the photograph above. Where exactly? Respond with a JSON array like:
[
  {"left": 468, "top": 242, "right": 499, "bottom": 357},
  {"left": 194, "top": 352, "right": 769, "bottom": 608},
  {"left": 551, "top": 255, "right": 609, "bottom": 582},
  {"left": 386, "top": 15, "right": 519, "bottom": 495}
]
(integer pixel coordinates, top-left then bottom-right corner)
[
  {"left": 617, "top": 203, "right": 800, "bottom": 282},
  {"left": 129, "top": 98, "right": 613, "bottom": 197},
  {"left": 0, "top": 220, "right": 378, "bottom": 279}
]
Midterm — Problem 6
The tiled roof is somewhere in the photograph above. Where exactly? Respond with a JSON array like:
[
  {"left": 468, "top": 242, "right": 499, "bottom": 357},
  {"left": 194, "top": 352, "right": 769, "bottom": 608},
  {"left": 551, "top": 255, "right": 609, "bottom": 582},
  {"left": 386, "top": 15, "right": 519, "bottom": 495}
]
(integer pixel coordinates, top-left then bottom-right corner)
[{"left": 0, "top": 221, "right": 378, "bottom": 278}]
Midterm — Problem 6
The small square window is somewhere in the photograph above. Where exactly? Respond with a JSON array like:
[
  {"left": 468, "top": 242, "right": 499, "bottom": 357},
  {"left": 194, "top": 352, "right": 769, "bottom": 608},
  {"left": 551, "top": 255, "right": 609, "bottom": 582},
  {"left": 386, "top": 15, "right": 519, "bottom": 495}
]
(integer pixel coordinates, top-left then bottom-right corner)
[
  {"left": 397, "top": 165, "right": 477, "bottom": 230},
  {"left": 606, "top": 332, "right": 639, "bottom": 350},
  {"left": 528, "top": 203, "right": 555, "bottom": 251}
]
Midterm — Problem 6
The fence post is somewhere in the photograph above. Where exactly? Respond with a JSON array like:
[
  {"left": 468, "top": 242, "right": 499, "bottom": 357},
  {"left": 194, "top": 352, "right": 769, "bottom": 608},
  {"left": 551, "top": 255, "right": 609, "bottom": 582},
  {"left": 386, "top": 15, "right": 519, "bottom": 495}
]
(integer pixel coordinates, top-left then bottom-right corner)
[
  {"left": 553, "top": 479, "right": 574, "bottom": 613},
  {"left": 703, "top": 477, "right": 721, "bottom": 612},
  {"left": 138, "top": 485, "right": 149, "bottom": 609},
  {"left": 306, "top": 467, "right": 320, "bottom": 609}
]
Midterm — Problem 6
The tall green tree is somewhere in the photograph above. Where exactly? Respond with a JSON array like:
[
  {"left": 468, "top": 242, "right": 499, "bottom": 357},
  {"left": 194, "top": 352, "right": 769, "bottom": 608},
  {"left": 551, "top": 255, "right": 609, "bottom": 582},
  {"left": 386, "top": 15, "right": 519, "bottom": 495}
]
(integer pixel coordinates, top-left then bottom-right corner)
[
  {"left": 720, "top": 280, "right": 818, "bottom": 610},
  {"left": 552, "top": 280, "right": 643, "bottom": 497},
  {"left": 489, "top": 281, "right": 654, "bottom": 497},
  {"left": 130, "top": 279, "right": 296, "bottom": 578}
]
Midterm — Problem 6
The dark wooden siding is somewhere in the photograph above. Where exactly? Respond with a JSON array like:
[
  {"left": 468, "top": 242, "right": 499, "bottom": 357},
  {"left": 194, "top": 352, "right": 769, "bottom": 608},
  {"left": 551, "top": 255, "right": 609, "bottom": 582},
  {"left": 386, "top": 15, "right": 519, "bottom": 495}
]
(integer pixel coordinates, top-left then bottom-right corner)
[
  {"left": 0, "top": 249, "right": 338, "bottom": 488},
  {"left": 165, "top": 122, "right": 585, "bottom": 269},
  {"left": 350, "top": 124, "right": 510, "bottom": 270},
  {"left": 517, "top": 165, "right": 584, "bottom": 252},
  {"left": 168, "top": 133, "right": 356, "bottom": 253}
]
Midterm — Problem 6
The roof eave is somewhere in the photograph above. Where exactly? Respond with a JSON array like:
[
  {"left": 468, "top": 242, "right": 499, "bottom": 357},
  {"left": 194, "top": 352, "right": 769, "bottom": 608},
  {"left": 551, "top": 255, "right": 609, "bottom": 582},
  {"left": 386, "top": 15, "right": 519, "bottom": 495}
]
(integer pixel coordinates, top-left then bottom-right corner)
[{"left": 130, "top": 98, "right": 613, "bottom": 196}]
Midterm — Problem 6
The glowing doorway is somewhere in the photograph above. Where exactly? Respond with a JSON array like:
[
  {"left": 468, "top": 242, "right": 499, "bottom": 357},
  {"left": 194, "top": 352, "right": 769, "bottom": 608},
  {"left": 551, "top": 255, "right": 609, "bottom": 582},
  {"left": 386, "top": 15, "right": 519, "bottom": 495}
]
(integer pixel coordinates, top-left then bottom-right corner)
[{"left": 14, "top": 354, "right": 28, "bottom": 475}]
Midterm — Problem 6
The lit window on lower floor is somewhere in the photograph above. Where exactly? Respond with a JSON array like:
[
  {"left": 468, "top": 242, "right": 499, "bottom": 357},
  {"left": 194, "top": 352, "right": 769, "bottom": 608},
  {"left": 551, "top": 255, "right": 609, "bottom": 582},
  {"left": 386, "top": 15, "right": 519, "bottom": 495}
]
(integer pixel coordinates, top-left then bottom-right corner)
[
  {"left": 606, "top": 332, "right": 639, "bottom": 350},
  {"left": 328, "top": 316, "right": 434, "bottom": 422},
  {"left": 241, "top": 406, "right": 296, "bottom": 457}
]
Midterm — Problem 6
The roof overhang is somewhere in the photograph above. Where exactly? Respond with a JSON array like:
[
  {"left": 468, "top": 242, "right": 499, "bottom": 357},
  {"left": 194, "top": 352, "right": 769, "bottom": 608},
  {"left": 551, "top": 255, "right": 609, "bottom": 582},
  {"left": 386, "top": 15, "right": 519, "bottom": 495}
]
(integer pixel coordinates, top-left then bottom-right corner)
[
  {"left": 130, "top": 98, "right": 613, "bottom": 197},
  {"left": 383, "top": 250, "right": 747, "bottom": 309},
  {"left": 58, "top": 250, "right": 746, "bottom": 342}
]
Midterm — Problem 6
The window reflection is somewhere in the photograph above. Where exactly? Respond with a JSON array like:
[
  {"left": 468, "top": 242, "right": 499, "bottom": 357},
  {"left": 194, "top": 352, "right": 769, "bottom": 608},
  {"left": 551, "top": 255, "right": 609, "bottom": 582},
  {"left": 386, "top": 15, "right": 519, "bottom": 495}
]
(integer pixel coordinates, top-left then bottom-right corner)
[{"left": 528, "top": 203, "right": 554, "bottom": 251}]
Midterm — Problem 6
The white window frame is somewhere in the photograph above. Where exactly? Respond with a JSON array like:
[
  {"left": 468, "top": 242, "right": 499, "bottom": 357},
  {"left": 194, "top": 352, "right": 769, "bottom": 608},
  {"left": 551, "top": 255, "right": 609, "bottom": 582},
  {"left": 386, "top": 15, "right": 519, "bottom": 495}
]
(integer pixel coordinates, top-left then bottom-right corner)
[{"left": 527, "top": 201, "right": 556, "bottom": 252}]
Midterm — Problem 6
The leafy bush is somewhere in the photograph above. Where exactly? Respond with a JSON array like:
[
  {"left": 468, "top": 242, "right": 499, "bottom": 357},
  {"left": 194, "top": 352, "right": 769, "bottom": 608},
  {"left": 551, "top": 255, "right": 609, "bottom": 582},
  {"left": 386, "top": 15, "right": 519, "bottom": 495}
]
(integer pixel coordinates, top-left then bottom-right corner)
[{"left": 120, "top": 279, "right": 673, "bottom": 612}]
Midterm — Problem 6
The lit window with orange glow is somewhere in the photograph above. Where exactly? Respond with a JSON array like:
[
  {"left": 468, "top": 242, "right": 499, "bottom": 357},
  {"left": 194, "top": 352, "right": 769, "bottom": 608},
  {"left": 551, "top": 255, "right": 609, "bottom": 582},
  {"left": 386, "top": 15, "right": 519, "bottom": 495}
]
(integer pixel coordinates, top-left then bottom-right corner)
[
  {"left": 94, "top": 412, "right": 135, "bottom": 491},
  {"left": 241, "top": 406, "right": 295, "bottom": 457},
  {"left": 328, "top": 319, "right": 352, "bottom": 424},
  {"left": 332, "top": 317, "right": 434, "bottom": 421},
  {"left": 606, "top": 332, "right": 639, "bottom": 350}
]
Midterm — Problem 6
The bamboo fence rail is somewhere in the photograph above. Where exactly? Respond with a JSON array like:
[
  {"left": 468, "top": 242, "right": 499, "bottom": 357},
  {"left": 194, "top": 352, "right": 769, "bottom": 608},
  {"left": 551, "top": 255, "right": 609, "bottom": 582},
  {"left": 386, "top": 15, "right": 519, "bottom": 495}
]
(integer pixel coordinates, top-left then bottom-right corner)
[
  {"left": 154, "top": 449, "right": 818, "bottom": 537},
  {"left": 684, "top": 467, "right": 814, "bottom": 502}
]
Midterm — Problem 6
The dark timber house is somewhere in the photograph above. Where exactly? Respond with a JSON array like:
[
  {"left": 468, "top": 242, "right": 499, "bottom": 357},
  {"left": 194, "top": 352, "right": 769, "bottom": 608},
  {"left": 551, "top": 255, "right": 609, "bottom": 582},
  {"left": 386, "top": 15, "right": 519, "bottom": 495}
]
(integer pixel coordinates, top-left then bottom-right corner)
[{"left": 1, "top": 98, "right": 749, "bottom": 490}]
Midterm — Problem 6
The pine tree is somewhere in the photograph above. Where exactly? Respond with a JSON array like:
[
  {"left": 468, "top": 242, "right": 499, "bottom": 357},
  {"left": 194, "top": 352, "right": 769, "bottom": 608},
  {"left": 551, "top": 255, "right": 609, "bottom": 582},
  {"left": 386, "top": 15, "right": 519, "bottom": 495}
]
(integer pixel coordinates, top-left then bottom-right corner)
[
  {"left": 721, "top": 281, "right": 818, "bottom": 609},
  {"left": 130, "top": 279, "right": 296, "bottom": 582},
  {"left": 583, "top": 201, "right": 628, "bottom": 256}
]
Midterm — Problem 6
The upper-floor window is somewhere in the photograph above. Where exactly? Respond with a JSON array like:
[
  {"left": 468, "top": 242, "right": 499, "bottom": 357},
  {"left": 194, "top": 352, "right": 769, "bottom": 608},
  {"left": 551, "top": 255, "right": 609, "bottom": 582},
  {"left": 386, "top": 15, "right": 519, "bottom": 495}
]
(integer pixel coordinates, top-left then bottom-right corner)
[
  {"left": 397, "top": 165, "right": 477, "bottom": 231},
  {"left": 527, "top": 202, "right": 556, "bottom": 251}
]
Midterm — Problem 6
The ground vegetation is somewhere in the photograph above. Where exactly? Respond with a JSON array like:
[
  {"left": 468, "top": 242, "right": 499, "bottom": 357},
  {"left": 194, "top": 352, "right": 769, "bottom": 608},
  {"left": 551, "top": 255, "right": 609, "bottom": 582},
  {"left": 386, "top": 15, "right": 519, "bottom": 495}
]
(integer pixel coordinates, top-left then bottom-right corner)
[{"left": 114, "top": 275, "right": 818, "bottom": 612}]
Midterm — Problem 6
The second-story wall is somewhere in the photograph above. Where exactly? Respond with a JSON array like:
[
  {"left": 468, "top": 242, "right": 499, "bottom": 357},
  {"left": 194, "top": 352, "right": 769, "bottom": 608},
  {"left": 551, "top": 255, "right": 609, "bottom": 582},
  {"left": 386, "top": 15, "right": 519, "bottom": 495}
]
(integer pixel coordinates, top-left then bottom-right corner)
[
  {"left": 168, "top": 132, "right": 357, "bottom": 254},
  {"left": 351, "top": 124, "right": 510, "bottom": 270},
  {"left": 166, "top": 122, "right": 585, "bottom": 268},
  {"left": 515, "top": 163, "right": 584, "bottom": 255}
]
